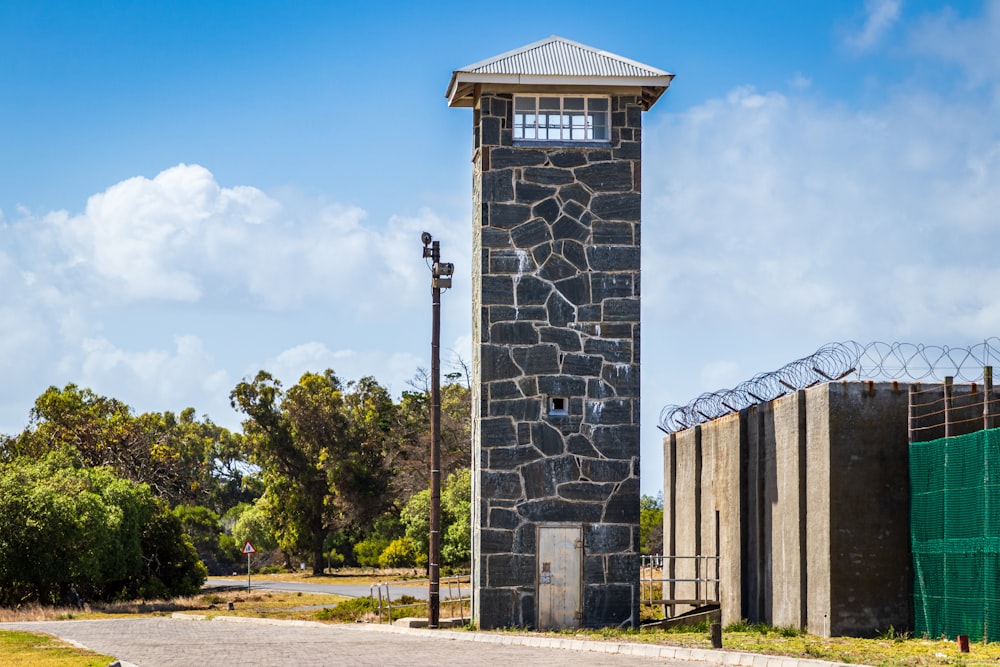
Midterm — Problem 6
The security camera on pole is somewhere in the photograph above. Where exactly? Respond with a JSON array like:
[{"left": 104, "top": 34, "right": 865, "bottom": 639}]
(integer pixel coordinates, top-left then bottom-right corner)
[{"left": 421, "top": 232, "right": 453, "bottom": 629}]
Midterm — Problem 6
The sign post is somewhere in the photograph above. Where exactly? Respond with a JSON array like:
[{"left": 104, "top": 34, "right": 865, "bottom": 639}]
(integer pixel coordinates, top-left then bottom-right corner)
[{"left": 242, "top": 541, "right": 256, "bottom": 592}]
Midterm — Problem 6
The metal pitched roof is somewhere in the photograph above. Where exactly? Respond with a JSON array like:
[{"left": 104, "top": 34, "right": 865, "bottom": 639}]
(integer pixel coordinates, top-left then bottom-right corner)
[{"left": 446, "top": 36, "right": 673, "bottom": 109}]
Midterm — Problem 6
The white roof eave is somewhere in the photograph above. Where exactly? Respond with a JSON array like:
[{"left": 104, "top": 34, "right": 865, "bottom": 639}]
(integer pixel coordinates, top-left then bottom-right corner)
[{"left": 446, "top": 71, "right": 674, "bottom": 107}]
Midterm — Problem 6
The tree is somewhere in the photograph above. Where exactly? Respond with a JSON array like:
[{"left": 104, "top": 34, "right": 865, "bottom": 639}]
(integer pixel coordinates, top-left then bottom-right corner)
[
  {"left": 10, "top": 384, "right": 249, "bottom": 512},
  {"left": 0, "top": 452, "right": 205, "bottom": 604},
  {"left": 230, "top": 370, "right": 397, "bottom": 574},
  {"left": 640, "top": 493, "right": 664, "bottom": 555},
  {"left": 400, "top": 468, "right": 471, "bottom": 568}
]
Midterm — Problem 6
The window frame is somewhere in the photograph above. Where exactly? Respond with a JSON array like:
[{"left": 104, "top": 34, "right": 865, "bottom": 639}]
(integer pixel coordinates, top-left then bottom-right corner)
[{"left": 513, "top": 94, "right": 611, "bottom": 145}]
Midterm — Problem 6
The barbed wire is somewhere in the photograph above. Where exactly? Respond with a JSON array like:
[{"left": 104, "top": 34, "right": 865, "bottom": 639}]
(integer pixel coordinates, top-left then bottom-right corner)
[{"left": 658, "top": 338, "right": 1000, "bottom": 434}]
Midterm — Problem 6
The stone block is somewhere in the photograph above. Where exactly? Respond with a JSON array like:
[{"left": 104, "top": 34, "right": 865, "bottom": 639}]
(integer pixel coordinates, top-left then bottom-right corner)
[
  {"left": 489, "top": 249, "right": 533, "bottom": 274},
  {"left": 490, "top": 147, "right": 546, "bottom": 169},
  {"left": 481, "top": 116, "right": 501, "bottom": 146},
  {"left": 482, "top": 345, "right": 521, "bottom": 382},
  {"left": 561, "top": 199, "right": 586, "bottom": 220},
  {"left": 607, "top": 553, "right": 640, "bottom": 584},
  {"left": 531, "top": 242, "right": 552, "bottom": 265},
  {"left": 551, "top": 215, "right": 589, "bottom": 242},
  {"left": 481, "top": 470, "right": 523, "bottom": 499},
  {"left": 517, "top": 498, "right": 604, "bottom": 523},
  {"left": 562, "top": 354, "right": 603, "bottom": 377},
  {"left": 511, "top": 218, "right": 552, "bottom": 248},
  {"left": 592, "top": 221, "right": 634, "bottom": 245},
  {"left": 522, "top": 455, "right": 580, "bottom": 499},
  {"left": 480, "top": 528, "right": 514, "bottom": 553},
  {"left": 585, "top": 399, "right": 633, "bottom": 425},
  {"left": 583, "top": 585, "right": 633, "bottom": 628},
  {"left": 613, "top": 141, "right": 641, "bottom": 161},
  {"left": 558, "top": 481, "right": 614, "bottom": 502},
  {"left": 577, "top": 304, "right": 602, "bottom": 321},
  {"left": 537, "top": 375, "right": 587, "bottom": 397},
  {"left": 489, "top": 398, "right": 541, "bottom": 421},
  {"left": 490, "top": 445, "right": 542, "bottom": 470},
  {"left": 517, "top": 376, "right": 537, "bottom": 397},
  {"left": 512, "top": 345, "right": 560, "bottom": 375},
  {"left": 585, "top": 149, "right": 613, "bottom": 163},
  {"left": 557, "top": 182, "right": 592, "bottom": 207},
  {"left": 488, "top": 554, "right": 535, "bottom": 587},
  {"left": 579, "top": 457, "right": 631, "bottom": 482},
  {"left": 515, "top": 275, "right": 552, "bottom": 306},
  {"left": 546, "top": 292, "right": 576, "bottom": 327},
  {"left": 554, "top": 275, "right": 590, "bottom": 306},
  {"left": 591, "top": 273, "right": 633, "bottom": 300},
  {"left": 602, "top": 363, "right": 638, "bottom": 396},
  {"left": 603, "top": 478, "right": 640, "bottom": 523},
  {"left": 523, "top": 167, "right": 574, "bottom": 185},
  {"left": 574, "top": 161, "right": 634, "bottom": 192},
  {"left": 587, "top": 378, "right": 616, "bottom": 399},
  {"left": 559, "top": 240, "right": 589, "bottom": 271},
  {"left": 532, "top": 197, "right": 561, "bottom": 223},
  {"left": 531, "top": 421, "right": 565, "bottom": 456},
  {"left": 514, "top": 524, "right": 536, "bottom": 554},
  {"left": 584, "top": 338, "right": 632, "bottom": 363},
  {"left": 489, "top": 203, "right": 531, "bottom": 229},
  {"left": 567, "top": 435, "right": 600, "bottom": 457},
  {"left": 481, "top": 227, "right": 511, "bottom": 249},
  {"left": 585, "top": 555, "right": 607, "bottom": 584},
  {"left": 489, "top": 322, "right": 535, "bottom": 346},
  {"left": 480, "top": 416, "right": 517, "bottom": 448},
  {"left": 603, "top": 298, "right": 640, "bottom": 322},
  {"left": 548, "top": 151, "right": 588, "bottom": 168},
  {"left": 477, "top": 588, "right": 518, "bottom": 629},
  {"left": 516, "top": 181, "right": 557, "bottom": 203},
  {"left": 591, "top": 424, "right": 639, "bottom": 458},
  {"left": 489, "top": 507, "right": 520, "bottom": 529},
  {"left": 585, "top": 524, "right": 632, "bottom": 553},
  {"left": 591, "top": 193, "right": 641, "bottom": 221},
  {"left": 482, "top": 275, "right": 515, "bottom": 305},
  {"left": 538, "top": 326, "right": 581, "bottom": 352},
  {"left": 483, "top": 169, "right": 515, "bottom": 203}
]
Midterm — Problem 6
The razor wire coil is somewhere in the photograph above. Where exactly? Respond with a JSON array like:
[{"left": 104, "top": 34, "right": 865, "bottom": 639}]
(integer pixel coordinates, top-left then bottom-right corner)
[{"left": 658, "top": 338, "right": 1000, "bottom": 434}]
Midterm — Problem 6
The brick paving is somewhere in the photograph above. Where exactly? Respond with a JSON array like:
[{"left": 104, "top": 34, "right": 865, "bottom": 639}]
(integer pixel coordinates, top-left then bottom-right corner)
[{"left": 1, "top": 615, "right": 865, "bottom": 667}]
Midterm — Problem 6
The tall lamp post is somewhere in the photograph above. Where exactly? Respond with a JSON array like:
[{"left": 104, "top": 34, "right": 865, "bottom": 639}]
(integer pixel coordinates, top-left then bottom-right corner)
[{"left": 421, "top": 231, "right": 453, "bottom": 629}]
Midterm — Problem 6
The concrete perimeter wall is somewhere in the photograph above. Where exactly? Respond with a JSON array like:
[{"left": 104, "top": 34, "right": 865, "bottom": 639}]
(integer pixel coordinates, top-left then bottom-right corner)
[{"left": 663, "top": 381, "right": 912, "bottom": 636}]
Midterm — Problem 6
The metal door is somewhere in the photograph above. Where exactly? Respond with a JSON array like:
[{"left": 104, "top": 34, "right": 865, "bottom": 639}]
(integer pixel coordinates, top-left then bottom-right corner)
[{"left": 537, "top": 524, "right": 583, "bottom": 629}]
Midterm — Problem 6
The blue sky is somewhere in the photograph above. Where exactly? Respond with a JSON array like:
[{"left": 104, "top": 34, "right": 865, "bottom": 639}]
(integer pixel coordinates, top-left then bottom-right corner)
[{"left": 1, "top": 0, "right": 998, "bottom": 495}]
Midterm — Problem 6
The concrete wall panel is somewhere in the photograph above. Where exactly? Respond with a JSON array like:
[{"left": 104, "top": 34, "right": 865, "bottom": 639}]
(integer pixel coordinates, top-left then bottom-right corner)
[{"left": 826, "top": 382, "right": 911, "bottom": 636}]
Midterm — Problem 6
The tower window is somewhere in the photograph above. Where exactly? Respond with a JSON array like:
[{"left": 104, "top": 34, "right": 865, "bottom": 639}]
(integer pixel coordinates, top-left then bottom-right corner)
[
  {"left": 548, "top": 396, "right": 569, "bottom": 417},
  {"left": 514, "top": 95, "right": 610, "bottom": 142}
]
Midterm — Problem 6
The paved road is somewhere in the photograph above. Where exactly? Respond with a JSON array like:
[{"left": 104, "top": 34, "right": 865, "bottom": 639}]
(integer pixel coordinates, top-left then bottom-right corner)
[
  {"left": 204, "top": 578, "right": 445, "bottom": 600},
  {"left": 1, "top": 616, "right": 721, "bottom": 667}
]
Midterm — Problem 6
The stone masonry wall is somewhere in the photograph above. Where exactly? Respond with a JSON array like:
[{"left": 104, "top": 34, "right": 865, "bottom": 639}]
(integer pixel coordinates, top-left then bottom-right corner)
[{"left": 471, "top": 91, "right": 644, "bottom": 629}]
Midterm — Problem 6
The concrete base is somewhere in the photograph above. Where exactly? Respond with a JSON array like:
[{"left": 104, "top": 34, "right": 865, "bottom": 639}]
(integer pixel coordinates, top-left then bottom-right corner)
[{"left": 392, "top": 617, "right": 470, "bottom": 629}]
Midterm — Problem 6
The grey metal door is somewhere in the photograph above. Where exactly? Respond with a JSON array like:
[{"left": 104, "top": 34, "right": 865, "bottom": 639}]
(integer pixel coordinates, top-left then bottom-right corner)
[{"left": 537, "top": 524, "right": 583, "bottom": 629}]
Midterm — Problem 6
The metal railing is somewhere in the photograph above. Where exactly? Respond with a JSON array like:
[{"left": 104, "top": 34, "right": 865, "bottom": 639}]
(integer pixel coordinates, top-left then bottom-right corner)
[
  {"left": 641, "top": 554, "right": 719, "bottom": 613},
  {"left": 370, "top": 574, "right": 471, "bottom": 625}
]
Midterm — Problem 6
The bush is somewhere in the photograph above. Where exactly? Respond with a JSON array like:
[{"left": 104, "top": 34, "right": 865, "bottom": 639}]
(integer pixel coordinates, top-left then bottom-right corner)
[
  {"left": 353, "top": 537, "right": 389, "bottom": 568},
  {"left": 315, "top": 596, "right": 376, "bottom": 622},
  {"left": 378, "top": 538, "right": 418, "bottom": 568}
]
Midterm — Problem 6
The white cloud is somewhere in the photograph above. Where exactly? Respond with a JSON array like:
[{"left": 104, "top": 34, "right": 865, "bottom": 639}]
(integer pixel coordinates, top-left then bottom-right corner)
[
  {"left": 907, "top": 1, "right": 1000, "bottom": 90},
  {"left": 843, "top": 0, "right": 902, "bottom": 53},
  {"left": 641, "top": 68, "right": 1000, "bottom": 424}
]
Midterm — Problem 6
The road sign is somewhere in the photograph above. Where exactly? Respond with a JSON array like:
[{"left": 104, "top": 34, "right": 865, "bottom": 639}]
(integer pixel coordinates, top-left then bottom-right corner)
[{"left": 242, "top": 541, "right": 256, "bottom": 555}]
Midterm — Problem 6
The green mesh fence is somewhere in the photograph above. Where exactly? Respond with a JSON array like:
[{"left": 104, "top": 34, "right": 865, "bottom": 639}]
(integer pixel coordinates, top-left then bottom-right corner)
[{"left": 911, "top": 428, "right": 1000, "bottom": 641}]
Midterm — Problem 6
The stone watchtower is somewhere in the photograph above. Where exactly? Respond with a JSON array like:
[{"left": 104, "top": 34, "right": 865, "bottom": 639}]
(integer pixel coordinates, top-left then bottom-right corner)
[{"left": 446, "top": 36, "right": 672, "bottom": 629}]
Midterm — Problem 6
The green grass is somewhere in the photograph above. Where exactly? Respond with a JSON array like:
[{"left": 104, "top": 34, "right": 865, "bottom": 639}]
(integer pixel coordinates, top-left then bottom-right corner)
[{"left": 0, "top": 630, "right": 114, "bottom": 667}]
